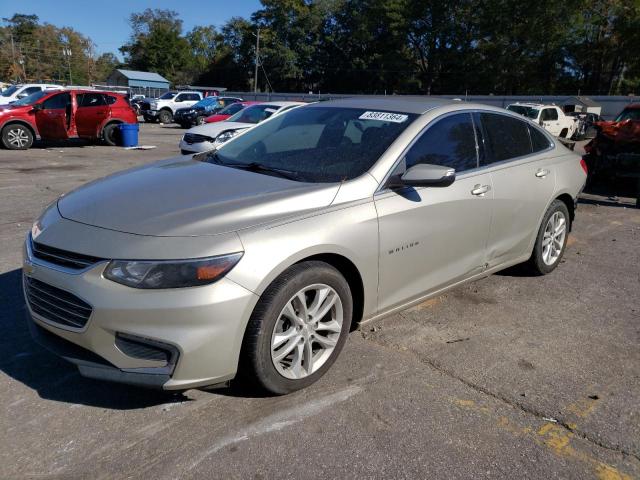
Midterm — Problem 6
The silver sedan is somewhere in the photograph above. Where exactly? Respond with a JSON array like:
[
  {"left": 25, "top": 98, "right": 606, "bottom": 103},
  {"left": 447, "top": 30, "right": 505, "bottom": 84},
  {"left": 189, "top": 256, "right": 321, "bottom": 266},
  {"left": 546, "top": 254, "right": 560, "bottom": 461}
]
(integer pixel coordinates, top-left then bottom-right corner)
[{"left": 23, "top": 97, "right": 587, "bottom": 394}]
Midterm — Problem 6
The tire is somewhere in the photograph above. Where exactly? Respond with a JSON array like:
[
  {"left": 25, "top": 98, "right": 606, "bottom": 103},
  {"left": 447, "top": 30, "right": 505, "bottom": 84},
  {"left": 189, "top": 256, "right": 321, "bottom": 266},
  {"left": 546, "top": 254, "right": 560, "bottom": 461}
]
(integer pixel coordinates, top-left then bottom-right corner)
[
  {"left": 102, "top": 123, "right": 121, "bottom": 146},
  {"left": 240, "top": 261, "right": 353, "bottom": 395},
  {"left": 527, "top": 200, "right": 570, "bottom": 275},
  {"left": 1, "top": 123, "right": 34, "bottom": 150},
  {"left": 158, "top": 110, "right": 173, "bottom": 124}
]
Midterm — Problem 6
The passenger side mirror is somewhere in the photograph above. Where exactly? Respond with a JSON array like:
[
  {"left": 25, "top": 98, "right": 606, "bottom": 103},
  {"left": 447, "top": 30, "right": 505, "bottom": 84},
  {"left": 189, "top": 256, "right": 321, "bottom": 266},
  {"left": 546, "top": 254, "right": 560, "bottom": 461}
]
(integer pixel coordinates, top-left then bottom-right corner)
[
  {"left": 31, "top": 103, "right": 43, "bottom": 111},
  {"left": 174, "top": 97, "right": 183, "bottom": 102},
  {"left": 389, "top": 164, "right": 456, "bottom": 188}
]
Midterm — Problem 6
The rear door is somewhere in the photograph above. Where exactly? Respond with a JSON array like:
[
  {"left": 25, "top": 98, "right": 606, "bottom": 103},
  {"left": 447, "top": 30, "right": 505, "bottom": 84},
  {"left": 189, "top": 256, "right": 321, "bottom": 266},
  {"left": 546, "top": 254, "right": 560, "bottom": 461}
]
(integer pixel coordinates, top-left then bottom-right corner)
[
  {"left": 75, "top": 93, "right": 110, "bottom": 138},
  {"left": 35, "top": 92, "right": 71, "bottom": 140},
  {"left": 375, "top": 112, "right": 493, "bottom": 312},
  {"left": 477, "top": 112, "right": 556, "bottom": 267}
]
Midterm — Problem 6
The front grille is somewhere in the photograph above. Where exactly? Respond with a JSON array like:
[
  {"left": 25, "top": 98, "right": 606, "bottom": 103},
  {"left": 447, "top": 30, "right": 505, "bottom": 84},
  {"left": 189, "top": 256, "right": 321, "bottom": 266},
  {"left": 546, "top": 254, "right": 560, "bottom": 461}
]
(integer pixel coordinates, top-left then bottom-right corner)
[
  {"left": 183, "top": 133, "right": 212, "bottom": 144},
  {"left": 141, "top": 101, "right": 151, "bottom": 111},
  {"left": 24, "top": 276, "right": 92, "bottom": 329},
  {"left": 31, "top": 237, "right": 104, "bottom": 270}
]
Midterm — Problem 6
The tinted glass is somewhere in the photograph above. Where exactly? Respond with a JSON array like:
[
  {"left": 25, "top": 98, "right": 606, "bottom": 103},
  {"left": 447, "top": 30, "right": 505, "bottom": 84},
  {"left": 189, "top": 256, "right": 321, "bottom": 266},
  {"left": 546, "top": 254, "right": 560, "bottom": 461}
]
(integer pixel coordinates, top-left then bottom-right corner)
[
  {"left": 2, "top": 85, "right": 20, "bottom": 97},
  {"left": 43, "top": 92, "right": 71, "bottom": 110},
  {"left": 22, "top": 87, "right": 41, "bottom": 96},
  {"left": 541, "top": 108, "right": 558, "bottom": 121},
  {"left": 77, "top": 93, "right": 106, "bottom": 107},
  {"left": 220, "top": 103, "right": 245, "bottom": 115},
  {"left": 159, "top": 92, "right": 176, "bottom": 100},
  {"left": 529, "top": 125, "right": 551, "bottom": 152},
  {"left": 104, "top": 95, "right": 117, "bottom": 105},
  {"left": 227, "top": 104, "right": 280, "bottom": 124},
  {"left": 507, "top": 105, "right": 539, "bottom": 119},
  {"left": 213, "top": 107, "right": 418, "bottom": 183},
  {"left": 405, "top": 113, "right": 478, "bottom": 172},
  {"left": 12, "top": 90, "right": 48, "bottom": 106},
  {"left": 480, "top": 113, "right": 532, "bottom": 163}
]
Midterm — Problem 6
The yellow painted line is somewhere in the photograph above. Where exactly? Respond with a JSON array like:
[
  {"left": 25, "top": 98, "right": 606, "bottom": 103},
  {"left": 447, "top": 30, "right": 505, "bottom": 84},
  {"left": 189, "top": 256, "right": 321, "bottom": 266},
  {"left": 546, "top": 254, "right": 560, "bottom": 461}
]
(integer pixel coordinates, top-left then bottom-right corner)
[{"left": 452, "top": 398, "right": 634, "bottom": 479}]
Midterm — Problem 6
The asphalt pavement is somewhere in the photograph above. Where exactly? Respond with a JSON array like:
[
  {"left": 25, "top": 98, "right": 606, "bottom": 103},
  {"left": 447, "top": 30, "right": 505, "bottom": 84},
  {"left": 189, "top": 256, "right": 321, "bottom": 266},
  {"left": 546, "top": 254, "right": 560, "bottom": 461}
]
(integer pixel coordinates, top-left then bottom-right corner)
[{"left": 0, "top": 125, "right": 638, "bottom": 479}]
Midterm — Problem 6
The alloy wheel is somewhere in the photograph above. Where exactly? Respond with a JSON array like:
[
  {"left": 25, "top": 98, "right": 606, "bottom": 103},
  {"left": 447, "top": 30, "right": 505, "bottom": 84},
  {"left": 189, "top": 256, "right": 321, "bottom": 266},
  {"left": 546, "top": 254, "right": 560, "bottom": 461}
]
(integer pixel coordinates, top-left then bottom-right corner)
[
  {"left": 7, "top": 127, "right": 30, "bottom": 148},
  {"left": 270, "top": 283, "right": 343, "bottom": 380},
  {"left": 542, "top": 211, "right": 567, "bottom": 265}
]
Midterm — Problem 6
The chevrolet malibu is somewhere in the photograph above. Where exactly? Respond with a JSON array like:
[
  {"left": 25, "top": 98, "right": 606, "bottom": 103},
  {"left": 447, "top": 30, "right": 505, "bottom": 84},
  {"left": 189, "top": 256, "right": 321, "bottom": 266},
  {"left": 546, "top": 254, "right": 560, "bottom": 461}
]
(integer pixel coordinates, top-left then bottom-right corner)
[{"left": 23, "top": 98, "right": 587, "bottom": 394}]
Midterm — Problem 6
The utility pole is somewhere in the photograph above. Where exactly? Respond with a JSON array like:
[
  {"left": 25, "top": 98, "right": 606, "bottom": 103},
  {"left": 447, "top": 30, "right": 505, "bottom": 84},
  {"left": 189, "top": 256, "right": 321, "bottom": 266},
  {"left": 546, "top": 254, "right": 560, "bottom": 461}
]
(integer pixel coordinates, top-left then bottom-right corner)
[
  {"left": 254, "top": 28, "right": 260, "bottom": 93},
  {"left": 62, "top": 47, "right": 72, "bottom": 85}
]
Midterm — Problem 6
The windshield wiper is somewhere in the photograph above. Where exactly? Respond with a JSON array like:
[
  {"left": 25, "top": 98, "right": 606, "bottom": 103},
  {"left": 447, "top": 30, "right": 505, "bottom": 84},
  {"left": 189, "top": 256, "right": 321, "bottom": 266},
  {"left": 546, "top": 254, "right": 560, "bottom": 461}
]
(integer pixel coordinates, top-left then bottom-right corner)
[
  {"left": 225, "top": 162, "right": 301, "bottom": 181},
  {"left": 203, "top": 151, "right": 300, "bottom": 181}
]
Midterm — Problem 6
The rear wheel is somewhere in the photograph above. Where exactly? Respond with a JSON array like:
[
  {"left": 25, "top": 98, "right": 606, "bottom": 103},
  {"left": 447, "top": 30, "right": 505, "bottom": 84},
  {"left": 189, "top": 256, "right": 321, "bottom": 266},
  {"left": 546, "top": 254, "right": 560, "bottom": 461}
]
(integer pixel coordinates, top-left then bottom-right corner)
[
  {"left": 102, "top": 123, "right": 121, "bottom": 146},
  {"left": 1, "top": 123, "right": 34, "bottom": 150},
  {"left": 158, "top": 110, "right": 173, "bottom": 124},
  {"left": 240, "top": 261, "right": 353, "bottom": 395},
  {"left": 527, "top": 200, "right": 570, "bottom": 275}
]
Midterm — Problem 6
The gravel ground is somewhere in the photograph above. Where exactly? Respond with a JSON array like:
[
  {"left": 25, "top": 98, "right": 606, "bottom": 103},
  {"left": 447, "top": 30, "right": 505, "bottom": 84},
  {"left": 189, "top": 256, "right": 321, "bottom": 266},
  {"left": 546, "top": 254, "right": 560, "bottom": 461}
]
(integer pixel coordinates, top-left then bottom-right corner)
[{"left": 0, "top": 125, "right": 638, "bottom": 479}]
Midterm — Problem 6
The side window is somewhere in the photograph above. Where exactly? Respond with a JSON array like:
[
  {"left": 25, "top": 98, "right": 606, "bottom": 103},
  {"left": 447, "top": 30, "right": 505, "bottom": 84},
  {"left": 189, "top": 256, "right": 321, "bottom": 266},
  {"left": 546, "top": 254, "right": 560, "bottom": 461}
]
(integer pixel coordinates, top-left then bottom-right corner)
[
  {"left": 541, "top": 108, "right": 558, "bottom": 121},
  {"left": 479, "top": 113, "right": 532, "bottom": 163},
  {"left": 405, "top": 113, "right": 478, "bottom": 172},
  {"left": 179, "top": 93, "right": 200, "bottom": 101},
  {"left": 42, "top": 92, "right": 71, "bottom": 110},
  {"left": 226, "top": 103, "right": 244, "bottom": 115},
  {"left": 104, "top": 95, "right": 117, "bottom": 105},
  {"left": 22, "top": 87, "right": 41, "bottom": 96},
  {"left": 78, "top": 93, "right": 106, "bottom": 107},
  {"left": 529, "top": 125, "right": 552, "bottom": 152}
]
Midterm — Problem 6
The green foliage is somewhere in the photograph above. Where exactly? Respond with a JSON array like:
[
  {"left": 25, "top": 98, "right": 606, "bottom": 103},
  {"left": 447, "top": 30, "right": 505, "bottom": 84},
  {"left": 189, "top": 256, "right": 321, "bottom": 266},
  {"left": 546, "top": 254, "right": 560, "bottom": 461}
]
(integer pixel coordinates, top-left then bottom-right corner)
[{"left": 2, "top": 2, "right": 639, "bottom": 94}]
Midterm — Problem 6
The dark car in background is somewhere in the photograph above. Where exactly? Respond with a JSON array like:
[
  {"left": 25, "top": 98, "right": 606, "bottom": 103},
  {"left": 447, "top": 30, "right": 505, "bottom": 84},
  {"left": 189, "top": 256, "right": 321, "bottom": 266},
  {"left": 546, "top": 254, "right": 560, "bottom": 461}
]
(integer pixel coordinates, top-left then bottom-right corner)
[
  {"left": 0, "top": 89, "right": 137, "bottom": 150},
  {"left": 174, "top": 96, "right": 243, "bottom": 128},
  {"left": 566, "top": 111, "right": 601, "bottom": 140}
]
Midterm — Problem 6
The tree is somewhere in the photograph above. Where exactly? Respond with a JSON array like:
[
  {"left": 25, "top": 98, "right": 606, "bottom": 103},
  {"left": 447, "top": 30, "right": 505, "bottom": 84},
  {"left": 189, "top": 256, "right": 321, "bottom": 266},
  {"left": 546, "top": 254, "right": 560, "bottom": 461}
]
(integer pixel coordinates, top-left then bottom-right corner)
[
  {"left": 94, "top": 53, "right": 121, "bottom": 82},
  {"left": 119, "top": 8, "right": 192, "bottom": 84}
]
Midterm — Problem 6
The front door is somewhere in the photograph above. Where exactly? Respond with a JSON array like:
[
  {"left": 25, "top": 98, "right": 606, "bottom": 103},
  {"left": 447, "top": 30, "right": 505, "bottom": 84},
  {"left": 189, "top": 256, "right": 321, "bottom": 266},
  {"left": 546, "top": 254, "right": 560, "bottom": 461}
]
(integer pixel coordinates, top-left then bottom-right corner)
[
  {"left": 35, "top": 92, "right": 71, "bottom": 140},
  {"left": 375, "top": 112, "right": 493, "bottom": 313},
  {"left": 75, "top": 93, "right": 110, "bottom": 138}
]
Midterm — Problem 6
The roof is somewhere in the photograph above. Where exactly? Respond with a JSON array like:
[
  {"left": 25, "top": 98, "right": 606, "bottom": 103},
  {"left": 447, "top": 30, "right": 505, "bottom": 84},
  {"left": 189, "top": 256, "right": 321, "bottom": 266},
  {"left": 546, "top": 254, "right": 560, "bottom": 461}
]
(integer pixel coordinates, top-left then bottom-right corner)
[
  {"left": 563, "top": 96, "right": 600, "bottom": 108},
  {"left": 115, "top": 69, "right": 170, "bottom": 84},
  {"left": 309, "top": 96, "right": 453, "bottom": 114},
  {"left": 257, "top": 101, "right": 306, "bottom": 107}
]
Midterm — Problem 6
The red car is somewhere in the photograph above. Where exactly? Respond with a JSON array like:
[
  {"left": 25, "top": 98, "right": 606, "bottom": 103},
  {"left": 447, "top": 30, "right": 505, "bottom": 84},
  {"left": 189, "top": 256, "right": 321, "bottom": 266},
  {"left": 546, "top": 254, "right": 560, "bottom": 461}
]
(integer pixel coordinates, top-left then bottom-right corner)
[
  {"left": 0, "top": 89, "right": 137, "bottom": 150},
  {"left": 204, "top": 101, "right": 260, "bottom": 123}
]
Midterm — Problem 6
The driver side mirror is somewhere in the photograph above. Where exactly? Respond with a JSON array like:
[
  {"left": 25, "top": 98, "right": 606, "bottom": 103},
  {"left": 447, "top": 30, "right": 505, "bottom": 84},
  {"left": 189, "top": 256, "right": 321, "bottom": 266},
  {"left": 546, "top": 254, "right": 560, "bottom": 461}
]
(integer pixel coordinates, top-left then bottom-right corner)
[
  {"left": 31, "top": 103, "right": 43, "bottom": 111},
  {"left": 388, "top": 164, "right": 456, "bottom": 188}
]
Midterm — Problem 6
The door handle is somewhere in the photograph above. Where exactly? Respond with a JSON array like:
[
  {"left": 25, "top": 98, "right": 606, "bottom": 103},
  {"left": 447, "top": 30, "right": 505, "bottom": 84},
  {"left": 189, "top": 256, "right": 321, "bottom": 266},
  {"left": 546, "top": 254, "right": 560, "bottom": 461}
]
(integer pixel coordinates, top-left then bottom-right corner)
[
  {"left": 535, "top": 169, "right": 550, "bottom": 178},
  {"left": 471, "top": 184, "right": 491, "bottom": 196}
]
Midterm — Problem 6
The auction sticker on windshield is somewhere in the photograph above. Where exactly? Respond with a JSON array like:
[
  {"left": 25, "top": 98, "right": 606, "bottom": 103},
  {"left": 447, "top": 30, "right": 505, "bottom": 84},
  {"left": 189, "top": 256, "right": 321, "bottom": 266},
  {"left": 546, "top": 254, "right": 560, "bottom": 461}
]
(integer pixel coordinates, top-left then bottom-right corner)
[{"left": 359, "top": 111, "right": 409, "bottom": 123}]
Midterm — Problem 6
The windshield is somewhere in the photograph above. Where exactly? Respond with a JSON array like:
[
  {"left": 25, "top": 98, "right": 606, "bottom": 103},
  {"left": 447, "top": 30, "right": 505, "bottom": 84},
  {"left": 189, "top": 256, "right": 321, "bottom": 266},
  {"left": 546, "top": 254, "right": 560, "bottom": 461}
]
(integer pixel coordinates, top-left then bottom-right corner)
[
  {"left": 213, "top": 106, "right": 418, "bottom": 183},
  {"left": 2, "top": 85, "right": 20, "bottom": 97},
  {"left": 507, "top": 105, "right": 540, "bottom": 119},
  {"left": 615, "top": 108, "right": 640, "bottom": 122},
  {"left": 12, "top": 90, "right": 48, "bottom": 106},
  {"left": 159, "top": 92, "right": 176, "bottom": 100},
  {"left": 227, "top": 104, "right": 280, "bottom": 124},
  {"left": 219, "top": 103, "right": 246, "bottom": 116}
]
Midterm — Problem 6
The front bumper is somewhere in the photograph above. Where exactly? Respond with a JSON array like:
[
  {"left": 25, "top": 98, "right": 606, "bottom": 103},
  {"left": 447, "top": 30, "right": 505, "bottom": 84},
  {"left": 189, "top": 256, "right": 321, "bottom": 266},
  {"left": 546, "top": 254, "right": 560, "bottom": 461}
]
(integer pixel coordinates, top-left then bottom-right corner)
[
  {"left": 23, "top": 233, "right": 259, "bottom": 390},
  {"left": 179, "top": 138, "right": 216, "bottom": 154}
]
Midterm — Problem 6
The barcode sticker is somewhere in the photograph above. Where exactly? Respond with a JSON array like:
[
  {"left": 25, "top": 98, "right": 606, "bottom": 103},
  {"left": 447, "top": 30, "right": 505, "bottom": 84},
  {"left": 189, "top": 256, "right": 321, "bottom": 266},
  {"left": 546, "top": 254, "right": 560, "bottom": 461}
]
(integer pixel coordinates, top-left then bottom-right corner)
[{"left": 359, "top": 111, "right": 409, "bottom": 123}]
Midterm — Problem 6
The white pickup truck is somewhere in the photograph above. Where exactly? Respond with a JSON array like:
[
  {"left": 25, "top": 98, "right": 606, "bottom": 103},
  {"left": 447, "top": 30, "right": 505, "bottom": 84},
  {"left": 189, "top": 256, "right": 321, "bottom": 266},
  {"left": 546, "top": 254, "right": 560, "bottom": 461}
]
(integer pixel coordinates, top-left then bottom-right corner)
[
  {"left": 507, "top": 103, "right": 577, "bottom": 139},
  {"left": 141, "top": 91, "right": 203, "bottom": 124}
]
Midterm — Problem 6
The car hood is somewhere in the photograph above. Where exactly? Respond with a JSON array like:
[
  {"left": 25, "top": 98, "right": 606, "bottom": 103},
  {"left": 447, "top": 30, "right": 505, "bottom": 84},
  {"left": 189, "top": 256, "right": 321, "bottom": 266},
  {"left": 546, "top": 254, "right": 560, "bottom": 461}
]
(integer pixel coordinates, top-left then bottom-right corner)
[
  {"left": 0, "top": 103, "right": 30, "bottom": 113},
  {"left": 57, "top": 156, "right": 340, "bottom": 237},
  {"left": 186, "top": 121, "right": 253, "bottom": 137}
]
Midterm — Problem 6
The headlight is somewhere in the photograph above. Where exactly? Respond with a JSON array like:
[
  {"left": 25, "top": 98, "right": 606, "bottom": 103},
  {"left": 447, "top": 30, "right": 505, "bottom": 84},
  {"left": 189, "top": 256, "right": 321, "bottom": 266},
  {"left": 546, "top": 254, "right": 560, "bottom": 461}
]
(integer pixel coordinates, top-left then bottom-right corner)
[
  {"left": 150, "top": 102, "right": 158, "bottom": 109},
  {"left": 215, "top": 130, "right": 239, "bottom": 145},
  {"left": 103, "top": 253, "right": 243, "bottom": 289}
]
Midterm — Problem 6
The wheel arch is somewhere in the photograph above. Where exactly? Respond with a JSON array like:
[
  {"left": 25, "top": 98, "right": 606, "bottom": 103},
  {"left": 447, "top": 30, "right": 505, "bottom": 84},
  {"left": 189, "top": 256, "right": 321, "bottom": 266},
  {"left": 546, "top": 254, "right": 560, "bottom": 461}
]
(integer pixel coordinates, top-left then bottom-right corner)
[
  {"left": 1, "top": 119, "right": 38, "bottom": 139},
  {"left": 294, "top": 253, "right": 365, "bottom": 330}
]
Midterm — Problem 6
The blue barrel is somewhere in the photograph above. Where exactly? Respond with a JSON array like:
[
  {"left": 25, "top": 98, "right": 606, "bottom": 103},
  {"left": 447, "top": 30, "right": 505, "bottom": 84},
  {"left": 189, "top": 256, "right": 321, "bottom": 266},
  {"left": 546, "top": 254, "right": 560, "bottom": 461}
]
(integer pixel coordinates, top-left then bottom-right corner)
[{"left": 119, "top": 123, "right": 139, "bottom": 147}]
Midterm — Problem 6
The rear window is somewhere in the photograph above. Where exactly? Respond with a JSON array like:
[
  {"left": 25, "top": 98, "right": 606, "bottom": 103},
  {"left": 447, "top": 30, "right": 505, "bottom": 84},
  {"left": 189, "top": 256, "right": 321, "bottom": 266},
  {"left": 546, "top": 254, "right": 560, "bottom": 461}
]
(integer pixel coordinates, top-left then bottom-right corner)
[
  {"left": 529, "top": 125, "right": 552, "bottom": 152},
  {"left": 227, "top": 104, "right": 280, "bottom": 124},
  {"left": 480, "top": 113, "right": 532, "bottom": 163}
]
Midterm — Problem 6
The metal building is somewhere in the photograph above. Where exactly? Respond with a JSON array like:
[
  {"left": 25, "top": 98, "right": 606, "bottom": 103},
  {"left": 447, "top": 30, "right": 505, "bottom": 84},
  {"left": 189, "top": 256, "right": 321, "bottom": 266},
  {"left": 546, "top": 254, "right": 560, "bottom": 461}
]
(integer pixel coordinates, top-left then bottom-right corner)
[{"left": 106, "top": 69, "right": 171, "bottom": 98}]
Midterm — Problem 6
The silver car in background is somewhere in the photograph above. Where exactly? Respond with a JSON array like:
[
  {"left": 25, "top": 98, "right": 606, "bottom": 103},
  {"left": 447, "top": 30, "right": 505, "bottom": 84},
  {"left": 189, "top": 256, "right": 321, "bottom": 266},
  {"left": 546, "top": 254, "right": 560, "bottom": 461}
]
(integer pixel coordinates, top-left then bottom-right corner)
[{"left": 23, "top": 98, "right": 587, "bottom": 394}]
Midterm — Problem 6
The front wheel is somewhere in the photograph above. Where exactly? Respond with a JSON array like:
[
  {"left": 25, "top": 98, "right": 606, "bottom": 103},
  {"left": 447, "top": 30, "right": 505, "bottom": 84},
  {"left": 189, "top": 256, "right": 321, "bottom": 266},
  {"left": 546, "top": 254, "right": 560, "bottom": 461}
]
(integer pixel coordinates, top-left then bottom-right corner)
[
  {"left": 2, "top": 123, "right": 34, "bottom": 150},
  {"left": 158, "top": 110, "right": 173, "bottom": 124},
  {"left": 195, "top": 115, "right": 206, "bottom": 126},
  {"left": 527, "top": 200, "right": 570, "bottom": 275},
  {"left": 240, "top": 261, "right": 353, "bottom": 395}
]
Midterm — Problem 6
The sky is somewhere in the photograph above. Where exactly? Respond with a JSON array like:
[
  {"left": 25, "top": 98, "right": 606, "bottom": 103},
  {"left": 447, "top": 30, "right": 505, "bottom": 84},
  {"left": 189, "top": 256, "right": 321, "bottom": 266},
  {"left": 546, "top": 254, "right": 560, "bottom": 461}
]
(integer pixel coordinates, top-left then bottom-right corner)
[{"left": 0, "top": 0, "right": 262, "bottom": 58}]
